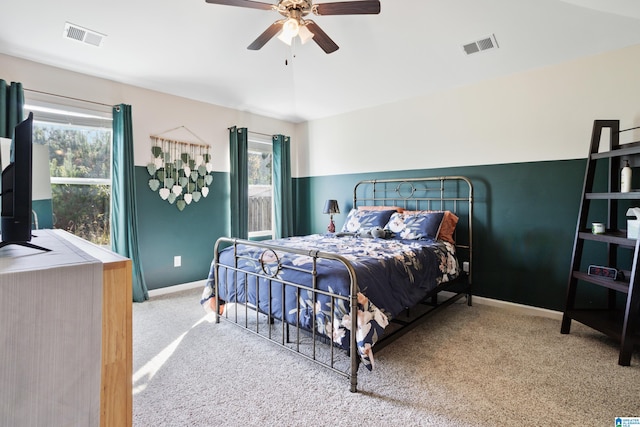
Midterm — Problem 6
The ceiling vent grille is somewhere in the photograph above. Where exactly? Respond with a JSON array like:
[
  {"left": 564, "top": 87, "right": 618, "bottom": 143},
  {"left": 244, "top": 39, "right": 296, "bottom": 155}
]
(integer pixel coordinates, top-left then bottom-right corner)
[
  {"left": 63, "top": 23, "right": 105, "bottom": 47},
  {"left": 463, "top": 34, "right": 498, "bottom": 56}
]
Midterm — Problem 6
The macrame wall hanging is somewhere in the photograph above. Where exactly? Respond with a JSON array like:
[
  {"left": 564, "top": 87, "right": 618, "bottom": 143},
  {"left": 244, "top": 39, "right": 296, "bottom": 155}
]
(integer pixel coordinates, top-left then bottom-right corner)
[{"left": 147, "top": 126, "right": 214, "bottom": 211}]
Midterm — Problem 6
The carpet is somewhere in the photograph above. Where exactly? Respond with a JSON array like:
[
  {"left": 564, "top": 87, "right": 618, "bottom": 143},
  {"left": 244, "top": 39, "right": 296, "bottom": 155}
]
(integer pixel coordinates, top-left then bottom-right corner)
[{"left": 133, "top": 288, "right": 640, "bottom": 426}]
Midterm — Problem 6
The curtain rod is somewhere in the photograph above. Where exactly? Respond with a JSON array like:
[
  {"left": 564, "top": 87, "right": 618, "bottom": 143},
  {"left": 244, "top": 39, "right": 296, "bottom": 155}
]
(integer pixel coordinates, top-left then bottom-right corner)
[
  {"left": 24, "top": 88, "right": 115, "bottom": 109},
  {"left": 248, "top": 130, "right": 274, "bottom": 138}
]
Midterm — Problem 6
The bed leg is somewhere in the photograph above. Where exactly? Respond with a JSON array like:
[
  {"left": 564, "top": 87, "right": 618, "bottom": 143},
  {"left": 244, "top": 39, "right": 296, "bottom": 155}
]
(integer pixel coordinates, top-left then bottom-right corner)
[
  {"left": 349, "top": 357, "right": 360, "bottom": 393},
  {"left": 467, "top": 293, "right": 473, "bottom": 306}
]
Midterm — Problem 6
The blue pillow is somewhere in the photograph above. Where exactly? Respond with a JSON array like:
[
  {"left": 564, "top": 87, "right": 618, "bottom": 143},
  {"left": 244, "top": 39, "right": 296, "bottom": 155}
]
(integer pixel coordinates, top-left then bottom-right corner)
[
  {"left": 385, "top": 211, "right": 445, "bottom": 240},
  {"left": 341, "top": 209, "right": 396, "bottom": 233}
]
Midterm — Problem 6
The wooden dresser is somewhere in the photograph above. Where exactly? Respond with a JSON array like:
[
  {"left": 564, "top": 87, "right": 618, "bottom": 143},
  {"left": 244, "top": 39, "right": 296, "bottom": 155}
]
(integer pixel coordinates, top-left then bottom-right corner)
[{"left": 0, "top": 229, "right": 132, "bottom": 427}]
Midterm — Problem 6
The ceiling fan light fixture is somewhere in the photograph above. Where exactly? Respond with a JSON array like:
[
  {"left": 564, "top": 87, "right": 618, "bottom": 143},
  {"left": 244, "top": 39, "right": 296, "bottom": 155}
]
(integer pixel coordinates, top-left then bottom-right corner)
[
  {"left": 281, "top": 18, "right": 300, "bottom": 38},
  {"left": 298, "top": 24, "right": 314, "bottom": 44},
  {"left": 277, "top": 32, "right": 293, "bottom": 46}
]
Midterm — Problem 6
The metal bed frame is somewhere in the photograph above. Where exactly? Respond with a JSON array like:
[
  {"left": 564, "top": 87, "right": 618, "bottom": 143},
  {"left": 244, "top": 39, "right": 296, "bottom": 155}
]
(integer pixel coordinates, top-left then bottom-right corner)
[{"left": 212, "top": 176, "right": 473, "bottom": 392}]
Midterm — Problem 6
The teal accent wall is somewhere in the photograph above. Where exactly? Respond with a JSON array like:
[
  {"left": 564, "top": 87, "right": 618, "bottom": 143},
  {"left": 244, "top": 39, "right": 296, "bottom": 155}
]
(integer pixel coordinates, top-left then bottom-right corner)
[
  {"left": 295, "top": 159, "right": 588, "bottom": 311},
  {"left": 137, "top": 158, "right": 621, "bottom": 312},
  {"left": 32, "top": 199, "right": 53, "bottom": 229},
  {"left": 135, "top": 167, "right": 229, "bottom": 290}
]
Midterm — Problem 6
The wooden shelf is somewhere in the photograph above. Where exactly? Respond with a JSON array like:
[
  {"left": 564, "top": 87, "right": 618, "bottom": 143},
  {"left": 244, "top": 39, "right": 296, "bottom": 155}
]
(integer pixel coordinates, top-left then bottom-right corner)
[
  {"left": 563, "top": 119, "right": 640, "bottom": 366},
  {"left": 586, "top": 192, "right": 640, "bottom": 200},
  {"left": 591, "top": 141, "right": 640, "bottom": 159},
  {"left": 572, "top": 271, "right": 629, "bottom": 293},
  {"left": 564, "top": 309, "right": 640, "bottom": 345},
  {"left": 578, "top": 230, "right": 636, "bottom": 247}
]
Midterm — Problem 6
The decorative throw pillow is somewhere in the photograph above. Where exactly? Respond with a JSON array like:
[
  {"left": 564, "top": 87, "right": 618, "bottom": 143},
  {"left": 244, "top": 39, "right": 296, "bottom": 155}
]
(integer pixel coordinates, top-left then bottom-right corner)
[
  {"left": 385, "top": 211, "right": 445, "bottom": 240},
  {"left": 357, "top": 206, "right": 404, "bottom": 213},
  {"left": 340, "top": 209, "right": 396, "bottom": 233},
  {"left": 402, "top": 210, "right": 459, "bottom": 243}
]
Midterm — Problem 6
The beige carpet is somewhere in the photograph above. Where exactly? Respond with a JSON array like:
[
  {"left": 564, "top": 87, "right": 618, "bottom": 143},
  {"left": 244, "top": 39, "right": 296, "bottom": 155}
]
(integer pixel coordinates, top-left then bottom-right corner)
[{"left": 133, "top": 288, "right": 640, "bottom": 426}]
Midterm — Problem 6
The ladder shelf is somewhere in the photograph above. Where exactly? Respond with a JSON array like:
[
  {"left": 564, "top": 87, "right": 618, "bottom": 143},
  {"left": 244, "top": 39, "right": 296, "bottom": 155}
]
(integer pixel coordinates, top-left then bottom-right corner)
[{"left": 561, "top": 119, "right": 640, "bottom": 366}]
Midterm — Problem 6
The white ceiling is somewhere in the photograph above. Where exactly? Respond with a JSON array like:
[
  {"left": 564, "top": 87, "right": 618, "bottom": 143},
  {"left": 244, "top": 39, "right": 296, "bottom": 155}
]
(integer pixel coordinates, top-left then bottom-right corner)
[{"left": 1, "top": 0, "right": 639, "bottom": 123}]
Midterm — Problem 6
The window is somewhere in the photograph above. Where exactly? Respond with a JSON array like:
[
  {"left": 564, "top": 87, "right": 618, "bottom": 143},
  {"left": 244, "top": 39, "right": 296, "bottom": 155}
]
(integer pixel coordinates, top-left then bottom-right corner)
[
  {"left": 247, "top": 135, "right": 273, "bottom": 238},
  {"left": 24, "top": 99, "right": 113, "bottom": 246}
]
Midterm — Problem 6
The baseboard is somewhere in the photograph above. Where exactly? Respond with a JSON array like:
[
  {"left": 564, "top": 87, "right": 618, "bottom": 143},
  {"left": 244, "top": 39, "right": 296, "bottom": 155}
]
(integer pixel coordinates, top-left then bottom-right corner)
[
  {"left": 441, "top": 291, "right": 563, "bottom": 320},
  {"left": 148, "top": 279, "right": 207, "bottom": 298},
  {"left": 472, "top": 295, "right": 563, "bottom": 320}
]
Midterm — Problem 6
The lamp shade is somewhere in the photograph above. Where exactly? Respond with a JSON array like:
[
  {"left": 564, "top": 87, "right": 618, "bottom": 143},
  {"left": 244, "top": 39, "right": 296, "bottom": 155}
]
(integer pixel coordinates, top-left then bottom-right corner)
[{"left": 323, "top": 199, "right": 340, "bottom": 215}]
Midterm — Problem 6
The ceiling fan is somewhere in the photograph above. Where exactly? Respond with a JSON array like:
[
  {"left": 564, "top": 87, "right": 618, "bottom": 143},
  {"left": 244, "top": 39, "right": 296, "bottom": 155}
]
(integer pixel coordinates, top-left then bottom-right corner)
[{"left": 204, "top": 0, "right": 381, "bottom": 54}]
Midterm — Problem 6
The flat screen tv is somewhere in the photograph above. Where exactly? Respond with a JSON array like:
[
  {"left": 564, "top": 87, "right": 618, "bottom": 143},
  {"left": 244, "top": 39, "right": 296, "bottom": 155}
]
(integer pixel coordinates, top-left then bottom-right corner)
[{"left": 0, "top": 112, "right": 49, "bottom": 251}]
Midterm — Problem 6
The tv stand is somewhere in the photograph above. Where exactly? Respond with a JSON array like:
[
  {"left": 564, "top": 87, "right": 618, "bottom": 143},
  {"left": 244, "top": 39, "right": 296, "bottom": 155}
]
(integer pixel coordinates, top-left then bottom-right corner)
[
  {"left": 0, "top": 229, "right": 132, "bottom": 426},
  {"left": 0, "top": 240, "right": 51, "bottom": 252}
]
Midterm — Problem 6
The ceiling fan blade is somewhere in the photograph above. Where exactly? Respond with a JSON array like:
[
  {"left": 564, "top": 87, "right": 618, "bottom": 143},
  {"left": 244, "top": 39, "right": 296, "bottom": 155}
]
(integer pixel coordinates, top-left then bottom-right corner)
[
  {"left": 204, "top": 0, "right": 273, "bottom": 11},
  {"left": 314, "top": 1, "right": 380, "bottom": 15},
  {"left": 305, "top": 21, "right": 339, "bottom": 54},
  {"left": 247, "top": 22, "right": 283, "bottom": 50}
]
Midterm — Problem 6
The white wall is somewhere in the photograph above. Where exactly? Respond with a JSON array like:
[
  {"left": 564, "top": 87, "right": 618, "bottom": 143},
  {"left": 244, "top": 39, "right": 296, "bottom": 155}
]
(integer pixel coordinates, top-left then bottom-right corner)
[
  {"left": 297, "top": 43, "right": 640, "bottom": 177},
  {"left": 4, "top": 43, "right": 640, "bottom": 180},
  {"left": 0, "top": 53, "right": 297, "bottom": 172}
]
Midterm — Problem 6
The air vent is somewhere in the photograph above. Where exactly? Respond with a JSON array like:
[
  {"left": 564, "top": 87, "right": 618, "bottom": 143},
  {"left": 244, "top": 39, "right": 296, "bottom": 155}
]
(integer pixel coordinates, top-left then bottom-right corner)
[
  {"left": 63, "top": 23, "right": 105, "bottom": 47},
  {"left": 463, "top": 34, "right": 498, "bottom": 56}
]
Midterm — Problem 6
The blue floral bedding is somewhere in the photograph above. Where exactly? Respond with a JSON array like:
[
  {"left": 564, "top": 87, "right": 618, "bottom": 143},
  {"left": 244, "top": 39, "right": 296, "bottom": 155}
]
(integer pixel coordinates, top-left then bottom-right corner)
[{"left": 201, "top": 234, "right": 459, "bottom": 370}]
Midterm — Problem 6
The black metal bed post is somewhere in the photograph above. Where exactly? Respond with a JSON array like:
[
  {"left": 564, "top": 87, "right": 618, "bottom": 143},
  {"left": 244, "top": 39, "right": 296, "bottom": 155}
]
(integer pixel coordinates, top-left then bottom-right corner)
[
  {"left": 463, "top": 176, "right": 474, "bottom": 306},
  {"left": 213, "top": 238, "right": 224, "bottom": 324},
  {"left": 347, "top": 260, "right": 359, "bottom": 393}
]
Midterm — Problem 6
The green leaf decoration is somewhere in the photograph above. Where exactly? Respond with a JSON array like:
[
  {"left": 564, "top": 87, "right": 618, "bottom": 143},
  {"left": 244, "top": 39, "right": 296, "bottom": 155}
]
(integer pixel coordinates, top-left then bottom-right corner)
[
  {"left": 146, "top": 163, "right": 157, "bottom": 176},
  {"left": 151, "top": 146, "right": 163, "bottom": 157},
  {"left": 168, "top": 193, "right": 177, "bottom": 204},
  {"left": 175, "top": 159, "right": 183, "bottom": 170},
  {"left": 148, "top": 179, "right": 160, "bottom": 191},
  {"left": 189, "top": 159, "right": 196, "bottom": 169},
  {"left": 176, "top": 200, "right": 186, "bottom": 211},
  {"left": 190, "top": 171, "right": 198, "bottom": 181},
  {"left": 181, "top": 153, "right": 190, "bottom": 163},
  {"left": 188, "top": 182, "right": 196, "bottom": 193},
  {"left": 198, "top": 165, "right": 207, "bottom": 176},
  {"left": 165, "top": 163, "right": 173, "bottom": 177},
  {"left": 205, "top": 175, "right": 213, "bottom": 186},
  {"left": 165, "top": 178, "right": 175, "bottom": 189},
  {"left": 157, "top": 170, "right": 165, "bottom": 182},
  {"left": 197, "top": 178, "right": 205, "bottom": 188},
  {"left": 179, "top": 177, "right": 189, "bottom": 187},
  {"left": 192, "top": 191, "right": 202, "bottom": 202}
]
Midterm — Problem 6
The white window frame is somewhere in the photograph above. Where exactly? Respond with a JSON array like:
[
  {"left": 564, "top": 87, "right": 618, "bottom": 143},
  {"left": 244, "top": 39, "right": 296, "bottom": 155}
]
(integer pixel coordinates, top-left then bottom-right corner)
[
  {"left": 247, "top": 134, "right": 274, "bottom": 239},
  {"left": 24, "top": 97, "right": 113, "bottom": 244}
]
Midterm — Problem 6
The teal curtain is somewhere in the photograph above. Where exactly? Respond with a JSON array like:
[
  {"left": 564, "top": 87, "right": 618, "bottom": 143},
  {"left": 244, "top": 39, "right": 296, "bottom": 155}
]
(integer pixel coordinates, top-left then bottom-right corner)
[
  {"left": 229, "top": 126, "right": 248, "bottom": 239},
  {"left": 112, "top": 104, "right": 148, "bottom": 302},
  {"left": 0, "top": 80, "right": 24, "bottom": 138},
  {"left": 273, "top": 134, "right": 294, "bottom": 238}
]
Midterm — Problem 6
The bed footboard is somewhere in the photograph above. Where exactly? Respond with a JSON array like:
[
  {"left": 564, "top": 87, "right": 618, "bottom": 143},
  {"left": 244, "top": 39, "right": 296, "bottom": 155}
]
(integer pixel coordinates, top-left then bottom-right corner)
[{"left": 212, "top": 237, "right": 361, "bottom": 392}]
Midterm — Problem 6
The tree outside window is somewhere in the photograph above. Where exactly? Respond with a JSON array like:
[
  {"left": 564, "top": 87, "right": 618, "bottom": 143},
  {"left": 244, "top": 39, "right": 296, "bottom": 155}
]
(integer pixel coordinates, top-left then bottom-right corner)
[{"left": 27, "top": 102, "right": 112, "bottom": 246}]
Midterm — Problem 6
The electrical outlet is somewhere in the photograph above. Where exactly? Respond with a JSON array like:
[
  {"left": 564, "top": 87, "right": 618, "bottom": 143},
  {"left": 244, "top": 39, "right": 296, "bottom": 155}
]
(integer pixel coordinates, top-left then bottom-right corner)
[
  {"left": 174, "top": 256, "right": 181, "bottom": 267},
  {"left": 463, "top": 261, "right": 470, "bottom": 273}
]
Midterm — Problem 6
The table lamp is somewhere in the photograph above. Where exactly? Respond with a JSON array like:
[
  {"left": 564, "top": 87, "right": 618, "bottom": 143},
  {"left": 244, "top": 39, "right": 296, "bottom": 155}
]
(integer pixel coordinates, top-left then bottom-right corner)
[{"left": 323, "top": 199, "right": 340, "bottom": 233}]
